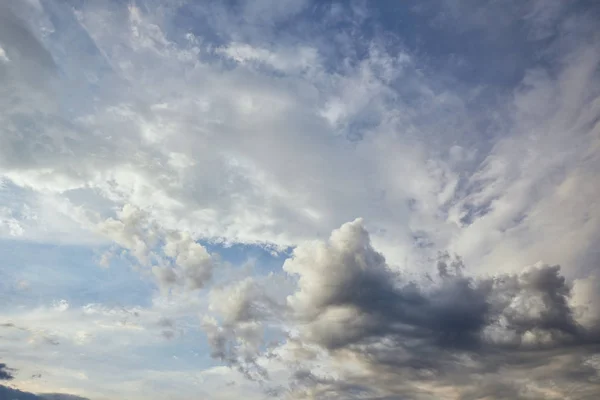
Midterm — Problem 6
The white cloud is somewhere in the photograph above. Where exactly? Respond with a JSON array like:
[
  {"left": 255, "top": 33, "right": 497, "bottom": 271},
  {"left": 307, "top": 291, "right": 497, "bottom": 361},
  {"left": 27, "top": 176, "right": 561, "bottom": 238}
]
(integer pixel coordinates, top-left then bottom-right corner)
[
  {"left": 97, "top": 204, "right": 216, "bottom": 291},
  {"left": 218, "top": 42, "right": 319, "bottom": 73}
]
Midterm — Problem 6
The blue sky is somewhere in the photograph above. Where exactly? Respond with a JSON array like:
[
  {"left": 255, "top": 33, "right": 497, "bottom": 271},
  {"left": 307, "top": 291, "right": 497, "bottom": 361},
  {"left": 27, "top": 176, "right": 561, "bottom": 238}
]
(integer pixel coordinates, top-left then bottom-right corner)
[{"left": 1, "top": 0, "right": 600, "bottom": 399}]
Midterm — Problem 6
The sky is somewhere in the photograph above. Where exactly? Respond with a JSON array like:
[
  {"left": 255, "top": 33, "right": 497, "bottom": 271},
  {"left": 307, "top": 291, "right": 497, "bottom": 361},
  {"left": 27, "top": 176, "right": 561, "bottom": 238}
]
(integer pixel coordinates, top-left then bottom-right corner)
[{"left": 0, "top": 0, "right": 600, "bottom": 399}]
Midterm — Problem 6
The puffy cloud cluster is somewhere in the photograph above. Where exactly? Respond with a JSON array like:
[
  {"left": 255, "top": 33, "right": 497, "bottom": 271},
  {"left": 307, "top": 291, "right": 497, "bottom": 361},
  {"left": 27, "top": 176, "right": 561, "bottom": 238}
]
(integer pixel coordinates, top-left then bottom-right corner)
[
  {"left": 278, "top": 221, "right": 600, "bottom": 398},
  {"left": 0, "top": 0, "right": 598, "bottom": 278},
  {"left": 98, "top": 204, "right": 216, "bottom": 292},
  {"left": 202, "top": 277, "right": 285, "bottom": 382},
  {"left": 206, "top": 220, "right": 600, "bottom": 398},
  {"left": 283, "top": 220, "right": 595, "bottom": 352},
  {"left": 151, "top": 231, "right": 214, "bottom": 292}
]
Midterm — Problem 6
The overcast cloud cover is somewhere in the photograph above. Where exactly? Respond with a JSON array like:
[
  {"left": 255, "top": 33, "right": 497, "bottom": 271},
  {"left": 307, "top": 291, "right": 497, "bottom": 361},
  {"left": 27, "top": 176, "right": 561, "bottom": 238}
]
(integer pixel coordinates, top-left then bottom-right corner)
[{"left": 1, "top": 0, "right": 600, "bottom": 399}]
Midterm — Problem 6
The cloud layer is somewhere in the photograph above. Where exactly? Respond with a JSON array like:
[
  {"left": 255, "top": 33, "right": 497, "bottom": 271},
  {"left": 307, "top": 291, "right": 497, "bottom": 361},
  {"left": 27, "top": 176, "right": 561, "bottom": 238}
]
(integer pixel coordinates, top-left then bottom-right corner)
[{"left": 0, "top": 0, "right": 599, "bottom": 398}]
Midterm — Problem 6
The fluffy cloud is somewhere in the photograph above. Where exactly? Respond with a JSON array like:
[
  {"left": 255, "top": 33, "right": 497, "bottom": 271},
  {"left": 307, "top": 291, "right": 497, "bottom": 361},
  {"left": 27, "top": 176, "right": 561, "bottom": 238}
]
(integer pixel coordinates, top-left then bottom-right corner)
[
  {"left": 283, "top": 220, "right": 592, "bottom": 352},
  {"left": 206, "top": 220, "right": 600, "bottom": 398},
  {"left": 1, "top": 0, "right": 598, "bottom": 279},
  {"left": 281, "top": 222, "right": 599, "bottom": 398},
  {"left": 98, "top": 204, "right": 216, "bottom": 291},
  {"left": 202, "top": 276, "right": 286, "bottom": 382}
]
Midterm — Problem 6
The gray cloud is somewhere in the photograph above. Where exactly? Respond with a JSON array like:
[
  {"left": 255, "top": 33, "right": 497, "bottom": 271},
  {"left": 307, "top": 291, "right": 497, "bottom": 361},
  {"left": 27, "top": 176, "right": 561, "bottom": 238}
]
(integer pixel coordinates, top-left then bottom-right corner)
[
  {"left": 40, "top": 395, "right": 90, "bottom": 400},
  {"left": 202, "top": 277, "right": 286, "bottom": 383},
  {"left": 98, "top": 204, "right": 216, "bottom": 292},
  {"left": 0, "top": 363, "right": 13, "bottom": 381},
  {"left": 276, "top": 219, "right": 600, "bottom": 398},
  {"left": 0, "top": 384, "right": 90, "bottom": 400},
  {"left": 194, "top": 217, "right": 600, "bottom": 398}
]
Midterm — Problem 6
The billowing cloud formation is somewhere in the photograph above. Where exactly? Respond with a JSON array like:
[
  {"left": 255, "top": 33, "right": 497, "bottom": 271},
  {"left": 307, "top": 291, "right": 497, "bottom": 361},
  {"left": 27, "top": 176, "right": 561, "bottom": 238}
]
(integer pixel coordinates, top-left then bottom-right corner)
[
  {"left": 203, "top": 276, "right": 285, "bottom": 382},
  {"left": 0, "top": 0, "right": 595, "bottom": 279},
  {"left": 98, "top": 204, "right": 216, "bottom": 291},
  {"left": 284, "top": 219, "right": 490, "bottom": 350},
  {"left": 284, "top": 220, "right": 597, "bottom": 351},
  {"left": 205, "top": 220, "right": 600, "bottom": 398},
  {"left": 291, "top": 229, "right": 598, "bottom": 399}
]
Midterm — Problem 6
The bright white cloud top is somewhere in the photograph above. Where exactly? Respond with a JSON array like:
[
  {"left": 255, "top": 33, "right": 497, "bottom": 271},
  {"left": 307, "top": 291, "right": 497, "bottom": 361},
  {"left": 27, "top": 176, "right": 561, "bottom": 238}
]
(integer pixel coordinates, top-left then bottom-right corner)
[{"left": 0, "top": 0, "right": 599, "bottom": 399}]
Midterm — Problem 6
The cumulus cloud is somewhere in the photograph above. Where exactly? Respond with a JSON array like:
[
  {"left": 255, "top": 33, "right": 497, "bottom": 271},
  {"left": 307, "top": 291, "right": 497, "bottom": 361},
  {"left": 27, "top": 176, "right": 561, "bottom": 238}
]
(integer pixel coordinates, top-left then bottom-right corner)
[
  {"left": 202, "top": 276, "right": 285, "bottom": 382},
  {"left": 98, "top": 204, "right": 216, "bottom": 292},
  {"left": 271, "top": 220, "right": 600, "bottom": 398},
  {"left": 193, "top": 218, "right": 600, "bottom": 398},
  {"left": 162, "top": 231, "right": 214, "bottom": 290}
]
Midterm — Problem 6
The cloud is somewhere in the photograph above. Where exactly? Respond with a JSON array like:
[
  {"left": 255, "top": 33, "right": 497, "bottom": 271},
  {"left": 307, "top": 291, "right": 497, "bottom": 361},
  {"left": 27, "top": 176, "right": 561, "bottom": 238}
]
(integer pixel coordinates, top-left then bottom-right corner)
[
  {"left": 271, "top": 220, "right": 600, "bottom": 398},
  {"left": 2, "top": 363, "right": 89, "bottom": 400},
  {"left": 162, "top": 231, "right": 214, "bottom": 290},
  {"left": 98, "top": 204, "right": 216, "bottom": 292},
  {"left": 0, "top": 384, "right": 90, "bottom": 400},
  {"left": 0, "top": 0, "right": 599, "bottom": 398},
  {"left": 192, "top": 218, "right": 600, "bottom": 398},
  {"left": 571, "top": 274, "right": 600, "bottom": 332},
  {"left": 0, "top": 298, "right": 223, "bottom": 400},
  {"left": 0, "top": 0, "right": 453, "bottom": 258},
  {"left": 284, "top": 220, "right": 488, "bottom": 351},
  {"left": 0, "top": 0, "right": 597, "bottom": 280},
  {"left": 0, "top": 363, "right": 14, "bottom": 381},
  {"left": 202, "top": 276, "right": 286, "bottom": 382},
  {"left": 40, "top": 394, "right": 90, "bottom": 400},
  {"left": 217, "top": 42, "right": 319, "bottom": 73}
]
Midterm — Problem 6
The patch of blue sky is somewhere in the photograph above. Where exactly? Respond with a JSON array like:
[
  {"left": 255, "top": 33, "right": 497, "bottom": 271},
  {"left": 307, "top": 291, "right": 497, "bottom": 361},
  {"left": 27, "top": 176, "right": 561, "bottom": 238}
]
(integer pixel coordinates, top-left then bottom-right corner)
[
  {"left": 202, "top": 240, "right": 292, "bottom": 276},
  {"left": 0, "top": 232, "right": 291, "bottom": 313},
  {"left": 366, "top": 1, "right": 544, "bottom": 87},
  {"left": 170, "top": 2, "right": 230, "bottom": 48},
  {"left": 0, "top": 240, "right": 154, "bottom": 311}
]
